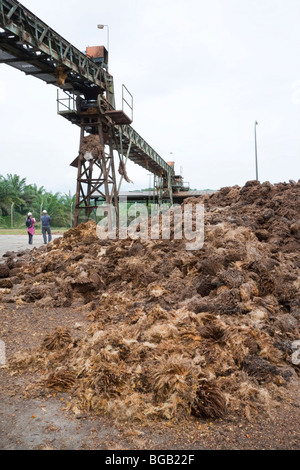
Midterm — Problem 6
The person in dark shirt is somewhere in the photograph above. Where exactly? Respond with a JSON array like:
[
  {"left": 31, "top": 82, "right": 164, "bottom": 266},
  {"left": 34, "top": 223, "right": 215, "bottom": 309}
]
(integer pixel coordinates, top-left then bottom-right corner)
[{"left": 41, "top": 210, "right": 52, "bottom": 245}]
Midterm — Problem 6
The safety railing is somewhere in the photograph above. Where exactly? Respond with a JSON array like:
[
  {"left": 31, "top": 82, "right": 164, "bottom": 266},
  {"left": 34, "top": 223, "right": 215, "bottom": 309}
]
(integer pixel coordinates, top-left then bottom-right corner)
[{"left": 57, "top": 89, "right": 77, "bottom": 114}]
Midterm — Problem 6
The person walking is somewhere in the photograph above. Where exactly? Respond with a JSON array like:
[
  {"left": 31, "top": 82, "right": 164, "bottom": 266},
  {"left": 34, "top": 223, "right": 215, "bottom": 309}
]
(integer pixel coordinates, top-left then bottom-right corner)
[
  {"left": 26, "top": 212, "right": 36, "bottom": 245},
  {"left": 41, "top": 210, "right": 52, "bottom": 244}
]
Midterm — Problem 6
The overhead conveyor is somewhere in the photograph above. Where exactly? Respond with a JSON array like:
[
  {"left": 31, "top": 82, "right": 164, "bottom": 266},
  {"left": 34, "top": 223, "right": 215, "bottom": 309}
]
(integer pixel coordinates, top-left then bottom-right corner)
[{"left": 0, "top": 0, "right": 187, "bottom": 225}]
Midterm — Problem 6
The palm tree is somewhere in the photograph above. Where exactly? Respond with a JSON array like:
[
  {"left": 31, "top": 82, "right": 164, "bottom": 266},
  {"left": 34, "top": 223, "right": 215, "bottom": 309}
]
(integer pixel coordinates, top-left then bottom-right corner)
[
  {"left": 61, "top": 191, "right": 76, "bottom": 227},
  {"left": 0, "top": 173, "right": 75, "bottom": 228},
  {"left": 0, "top": 176, "right": 14, "bottom": 215},
  {"left": 6, "top": 174, "right": 27, "bottom": 195},
  {"left": 61, "top": 191, "right": 76, "bottom": 207}
]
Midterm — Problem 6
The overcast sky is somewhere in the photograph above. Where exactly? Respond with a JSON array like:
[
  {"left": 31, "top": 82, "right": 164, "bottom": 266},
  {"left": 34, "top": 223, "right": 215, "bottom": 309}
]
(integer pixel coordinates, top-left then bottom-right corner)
[{"left": 0, "top": 0, "right": 300, "bottom": 194}]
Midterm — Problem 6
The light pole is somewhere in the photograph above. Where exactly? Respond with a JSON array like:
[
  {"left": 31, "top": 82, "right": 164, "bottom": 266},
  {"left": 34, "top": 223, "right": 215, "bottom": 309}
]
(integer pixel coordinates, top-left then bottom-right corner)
[
  {"left": 97, "top": 24, "right": 109, "bottom": 58},
  {"left": 255, "top": 121, "right": 259, "bottom": 181},
  {"left": 11, "top": 202, "right": 14, "bottom": 229}
]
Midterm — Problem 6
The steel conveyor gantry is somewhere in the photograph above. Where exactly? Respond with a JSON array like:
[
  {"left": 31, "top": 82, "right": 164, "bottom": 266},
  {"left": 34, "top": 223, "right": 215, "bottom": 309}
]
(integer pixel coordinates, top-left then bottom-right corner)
[{"left": 0, "top": 0, "right": 177, "bottom": 225}]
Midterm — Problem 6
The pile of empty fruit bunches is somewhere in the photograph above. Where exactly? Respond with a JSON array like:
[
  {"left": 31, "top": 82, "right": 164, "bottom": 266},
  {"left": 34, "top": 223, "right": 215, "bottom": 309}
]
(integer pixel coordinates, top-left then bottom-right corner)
[{"left": 1, "top": 179, "right": 300, "bottom": 423}]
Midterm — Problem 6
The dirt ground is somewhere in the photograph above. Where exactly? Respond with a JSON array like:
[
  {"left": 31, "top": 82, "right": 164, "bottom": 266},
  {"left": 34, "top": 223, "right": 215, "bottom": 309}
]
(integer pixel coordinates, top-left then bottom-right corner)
[{"left": 1, "top": 302, "right": 300, "bottom": 451}]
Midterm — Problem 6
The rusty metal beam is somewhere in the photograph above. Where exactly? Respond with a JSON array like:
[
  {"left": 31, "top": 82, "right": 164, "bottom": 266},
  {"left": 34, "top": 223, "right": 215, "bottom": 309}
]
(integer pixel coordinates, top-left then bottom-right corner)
[{"left": 0, "top": 0, "right": 112, "bottom": 99}]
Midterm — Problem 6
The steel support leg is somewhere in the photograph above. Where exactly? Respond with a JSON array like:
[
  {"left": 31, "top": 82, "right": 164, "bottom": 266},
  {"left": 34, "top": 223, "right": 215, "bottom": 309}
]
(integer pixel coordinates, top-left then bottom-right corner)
[{"left": 74, "top": 116, "right": 119, "bottom": 227}]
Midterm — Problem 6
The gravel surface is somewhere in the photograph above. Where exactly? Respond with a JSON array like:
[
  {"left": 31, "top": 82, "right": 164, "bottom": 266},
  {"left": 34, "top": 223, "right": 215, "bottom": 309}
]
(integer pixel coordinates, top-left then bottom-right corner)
[{"left": 0, "top": 235, "right": 61, "bottom": 258}]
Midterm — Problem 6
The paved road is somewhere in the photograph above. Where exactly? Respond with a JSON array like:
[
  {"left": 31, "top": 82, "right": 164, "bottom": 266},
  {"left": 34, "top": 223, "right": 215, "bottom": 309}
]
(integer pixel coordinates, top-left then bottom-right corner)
[{"left": 0, "top": 235, "right": 62, "bottom": 258}]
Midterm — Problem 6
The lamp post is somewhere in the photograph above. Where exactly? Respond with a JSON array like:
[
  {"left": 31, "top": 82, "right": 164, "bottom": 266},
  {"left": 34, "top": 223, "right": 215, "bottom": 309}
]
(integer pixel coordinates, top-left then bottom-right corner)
[
  {"left": 11, "top": 202, "right": 14, "bottom": 229},
  {"left": 255, "top": 121, "right": 259, "bottom": 181},
  {"left": 97, "top": 24, "right": 109, "bottom": 58}
]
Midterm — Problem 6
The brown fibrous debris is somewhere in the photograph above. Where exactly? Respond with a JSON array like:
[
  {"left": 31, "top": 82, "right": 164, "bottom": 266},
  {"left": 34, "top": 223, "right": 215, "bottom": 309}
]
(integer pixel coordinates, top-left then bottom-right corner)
[{"left": 2, "top": 179, "right": 300, "bottom": 423}]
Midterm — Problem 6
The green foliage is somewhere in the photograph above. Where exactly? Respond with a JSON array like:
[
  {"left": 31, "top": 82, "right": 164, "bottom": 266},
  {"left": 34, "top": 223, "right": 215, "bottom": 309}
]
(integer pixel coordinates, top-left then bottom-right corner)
[{"left": 0, "top": 174, "right": 75, "bottom": 228}]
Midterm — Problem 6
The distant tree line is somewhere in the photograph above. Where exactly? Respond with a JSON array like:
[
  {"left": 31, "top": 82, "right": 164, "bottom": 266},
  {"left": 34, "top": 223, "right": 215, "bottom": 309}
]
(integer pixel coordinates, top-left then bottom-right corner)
[{"left": 0, "top": 174, "right": 75, "bottom": 228}]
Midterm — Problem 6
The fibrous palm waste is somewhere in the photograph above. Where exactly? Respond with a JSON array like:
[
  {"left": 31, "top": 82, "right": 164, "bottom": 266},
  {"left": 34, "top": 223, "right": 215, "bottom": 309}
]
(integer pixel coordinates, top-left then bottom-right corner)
[
  {"left": 118, "top": 159, "right": 133, "bottom": 184},
  {"left": 79, "top": 135, "right": 133, "bottom": 183},
  {"left": 1, "top": 179, "right": 300, "bottom": 423},
  {"left": 55, "top": 65, "right": 68, "bottom": 86},
  {"left": 79, "top": 134, "right": 104, "bottom": 161}
]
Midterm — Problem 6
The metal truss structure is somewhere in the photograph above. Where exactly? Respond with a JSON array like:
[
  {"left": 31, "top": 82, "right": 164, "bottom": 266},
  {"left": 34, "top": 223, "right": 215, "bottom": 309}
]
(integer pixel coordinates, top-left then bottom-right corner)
[{"left": 0, "top": 0, "right": 183, "bottom": 226}]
